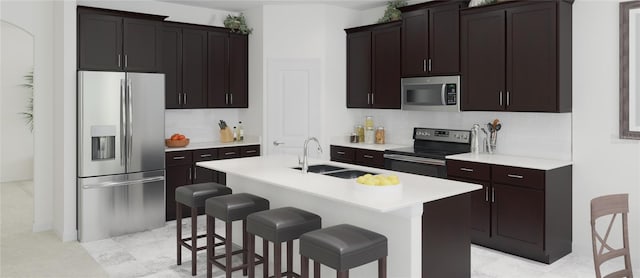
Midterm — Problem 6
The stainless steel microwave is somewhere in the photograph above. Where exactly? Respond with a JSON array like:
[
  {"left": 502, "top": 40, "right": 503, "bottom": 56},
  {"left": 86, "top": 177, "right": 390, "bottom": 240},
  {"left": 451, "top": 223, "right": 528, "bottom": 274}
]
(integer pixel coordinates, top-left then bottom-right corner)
[{"left": 401, "top": 76, "right": 460, "bottom": 112}]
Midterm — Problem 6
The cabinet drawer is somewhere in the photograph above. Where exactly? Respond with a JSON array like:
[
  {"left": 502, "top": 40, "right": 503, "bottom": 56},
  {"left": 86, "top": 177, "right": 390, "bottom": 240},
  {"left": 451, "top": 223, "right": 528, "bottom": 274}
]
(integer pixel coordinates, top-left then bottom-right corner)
[
  {"left": 166, "top": 151, "right": 193, "bottom": 166},
  {"left": 193, "top": 149, "right": 218, "bottom": 162},
  {"left": 355, "top": 149, "right": 384, "bottom": 168},
  {"left": 446, "top": 160, "right": 490, "bottom": 181},
  {"left": 492, "top": 165, "right": 544, "bottom": 190},
  {"left": 218, "top": 147, "right": 241, "bottom": 159},
  {"left": 240, "top": 145, "right": 260, "bottom": 157},
  {"left": 330, "top": 145, "right": 355, "bottom": 163}
]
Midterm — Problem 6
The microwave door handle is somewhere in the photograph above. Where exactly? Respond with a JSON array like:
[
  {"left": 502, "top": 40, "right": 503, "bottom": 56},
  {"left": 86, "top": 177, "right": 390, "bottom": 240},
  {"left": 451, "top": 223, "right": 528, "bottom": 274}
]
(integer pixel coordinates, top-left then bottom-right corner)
[{"left": 441, "top": 84, "right": 447, "bottom": 105}]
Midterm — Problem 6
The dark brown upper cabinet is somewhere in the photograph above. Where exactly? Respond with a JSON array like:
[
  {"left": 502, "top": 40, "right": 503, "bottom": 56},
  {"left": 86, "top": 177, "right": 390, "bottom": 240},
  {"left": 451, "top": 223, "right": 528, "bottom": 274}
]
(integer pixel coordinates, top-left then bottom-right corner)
[
  {"left": 460, "top": 0, "right": 572, "bottom": 112},
  {"left": 399, "top": 2, "right": 464, "bottom": 77},
  {"left": 208, "top": 31, "right": 249, "bottom": 108},
  {"left": 77, "top": 7, "right": 165, "bottom": 72},
  {"left": 345, "top": 22, "right": 401, "bottom": 109},
  {"left": 163, "top": 23, "right": 209, "bottom": 109}
]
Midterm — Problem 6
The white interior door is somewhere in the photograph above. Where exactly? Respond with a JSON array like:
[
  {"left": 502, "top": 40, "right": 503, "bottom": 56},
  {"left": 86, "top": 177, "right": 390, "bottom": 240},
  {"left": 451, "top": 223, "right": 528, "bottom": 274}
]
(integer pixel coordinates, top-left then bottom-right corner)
[{"left": 266, "top": 59, "right": 321, "bottom": 157}]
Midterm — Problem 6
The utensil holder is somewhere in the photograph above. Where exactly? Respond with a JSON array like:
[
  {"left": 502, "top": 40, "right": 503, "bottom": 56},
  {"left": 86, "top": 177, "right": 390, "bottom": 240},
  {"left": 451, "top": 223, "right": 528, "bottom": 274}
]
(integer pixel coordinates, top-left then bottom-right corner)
[{"left": 219, "top": 127, "right": 234, "bottom": 143}]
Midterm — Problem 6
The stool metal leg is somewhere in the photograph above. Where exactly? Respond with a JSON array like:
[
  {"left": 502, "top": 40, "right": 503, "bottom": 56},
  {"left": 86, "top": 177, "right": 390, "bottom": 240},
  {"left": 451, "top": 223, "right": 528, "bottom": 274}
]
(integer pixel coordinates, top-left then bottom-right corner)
[
  {"left": 337, "top": 270, "right": 348, "bottom": 278},
  {"left": 378, "top": 256, "right": 386, "bottom": 278},
  {"left": 248, "top": 233, "right": 255, "bottom": 278},
  {"left": 226, "top": 221, "right": 233, "bottom": 278},
  {"left": 207, "top": 215, "right": 214, "bottom": 278},
  {"left": 263, "top": 240, "right": 269, "bottom": 278},
  {"left": 286, "top": 240, "right": 293, "bottom": 278},
  {"left": 301, "top": 256, "right": 309, "bottom": 278},
  {"left": 177, "top": 203, "right": 182, "bottom": 265},
  {"left": 274, "top": 241, "right": 282, "bottom": 278},
  {"left": 313, "top": 261, "right": 320, "bottom": 278},
  {"left": 191, "top": 207, "right": 197, "bottom": 276},
  {"left": 243, "top": 220, "right": 248, "bottom": 276}
]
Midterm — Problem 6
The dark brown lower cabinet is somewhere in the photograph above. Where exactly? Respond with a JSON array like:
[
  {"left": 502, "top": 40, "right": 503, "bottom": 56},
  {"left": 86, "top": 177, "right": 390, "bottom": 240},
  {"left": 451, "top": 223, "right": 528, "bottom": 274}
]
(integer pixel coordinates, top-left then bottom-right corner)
[
  {"left": 446, "top": 159, "right": 572, "bottom": 263},
  {"left": 329, "top": 145, "right": 384, "bottom": 169},
  {"left": 165, "top": 145, "right": 260, "bottom": 221}
]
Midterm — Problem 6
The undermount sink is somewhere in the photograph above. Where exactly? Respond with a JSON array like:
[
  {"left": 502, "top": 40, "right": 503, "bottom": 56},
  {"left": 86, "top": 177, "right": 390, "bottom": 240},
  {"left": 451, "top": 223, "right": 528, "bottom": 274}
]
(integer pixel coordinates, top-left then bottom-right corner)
[
  {"left": 323, "top": 169, "right": 379, "bottom": 179},
  {"left": 291, "top": 164, "right": 346, "bottom": 174}
]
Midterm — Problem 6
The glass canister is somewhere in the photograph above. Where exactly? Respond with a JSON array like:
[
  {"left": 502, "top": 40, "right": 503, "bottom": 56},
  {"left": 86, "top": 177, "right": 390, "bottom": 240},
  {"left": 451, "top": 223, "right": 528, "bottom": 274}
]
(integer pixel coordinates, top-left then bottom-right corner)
[
  {"left": 364, "top": 116, "right": 374, "bottom": 129},
  {"left": 375, "top": 126, "right": 385, "bottom": 144},
  {"left": 364, "top": 127, "right": 375, "bottom": 144},
  {"left": 356, "top": 125, "right": 364, "bottom": 142}
]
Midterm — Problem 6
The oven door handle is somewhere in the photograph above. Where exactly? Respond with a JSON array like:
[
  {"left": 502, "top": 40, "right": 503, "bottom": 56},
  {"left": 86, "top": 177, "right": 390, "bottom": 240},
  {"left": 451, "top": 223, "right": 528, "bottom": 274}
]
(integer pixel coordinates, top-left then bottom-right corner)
[{"left": 384, "top": 154, "right": 446, "bottom": 166}]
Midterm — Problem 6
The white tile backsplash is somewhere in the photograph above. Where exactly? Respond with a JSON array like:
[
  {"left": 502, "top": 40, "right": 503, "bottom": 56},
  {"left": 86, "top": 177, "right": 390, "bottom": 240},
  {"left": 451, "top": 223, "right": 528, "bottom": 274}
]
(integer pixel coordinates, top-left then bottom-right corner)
[{"left": 165, "top": 109, "right": 243, "bottom": 143}]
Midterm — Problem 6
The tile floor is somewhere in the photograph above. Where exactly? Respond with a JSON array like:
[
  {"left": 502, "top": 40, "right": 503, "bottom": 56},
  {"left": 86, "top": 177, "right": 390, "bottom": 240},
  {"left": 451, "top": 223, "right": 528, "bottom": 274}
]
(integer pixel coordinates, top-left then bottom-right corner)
[{"left": 1, "top": 180, "right": 605, "bottom": 277}]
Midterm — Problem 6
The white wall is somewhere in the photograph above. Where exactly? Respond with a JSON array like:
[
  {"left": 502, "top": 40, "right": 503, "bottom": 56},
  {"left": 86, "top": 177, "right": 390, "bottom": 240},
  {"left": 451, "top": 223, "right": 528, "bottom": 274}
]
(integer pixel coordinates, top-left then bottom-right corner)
[
  {"left": 239, "top": 6, "right": 265, "bottom": 146},
  {"left": 573, "top": 1, "right": 640, "bottom": 271},
  {"left": 165, "top": 109, "right": 240, "bottom": 143},
  {"left": 0, "top": 21, "right": 34, "bottom": 182},
  {"left": 1, "top": 0, "right": 55, "bottom": 233}
]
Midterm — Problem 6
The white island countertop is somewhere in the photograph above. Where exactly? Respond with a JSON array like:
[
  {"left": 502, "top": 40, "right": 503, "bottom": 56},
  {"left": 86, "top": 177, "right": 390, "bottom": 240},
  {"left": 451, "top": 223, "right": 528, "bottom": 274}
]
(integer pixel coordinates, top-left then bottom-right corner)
[{"left": 197, "top": 155, "right": 481, "bottom": 213}]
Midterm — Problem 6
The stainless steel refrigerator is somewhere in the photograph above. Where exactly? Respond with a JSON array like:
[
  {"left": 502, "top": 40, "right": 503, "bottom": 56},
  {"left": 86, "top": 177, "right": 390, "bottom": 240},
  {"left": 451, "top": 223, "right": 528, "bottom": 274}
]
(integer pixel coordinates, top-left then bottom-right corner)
[{"left": 77, "top": 71, "right": 165, "bottom": 242}]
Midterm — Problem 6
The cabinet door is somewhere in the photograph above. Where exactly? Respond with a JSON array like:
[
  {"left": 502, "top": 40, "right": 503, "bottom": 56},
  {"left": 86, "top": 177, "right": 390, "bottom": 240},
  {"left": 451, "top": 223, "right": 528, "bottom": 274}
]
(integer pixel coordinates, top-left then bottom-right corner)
[
  {"left": 181, "top": 28, "right": 208, "bottom": 108},
  {"left": 228, "top": 34, "right": 249, "bottom": 108},
  {"left": 460, "top": 10, "right": 506, "bottom": 111},
  {"left": 123, "top": 18, "right": 162, "bottom": 72},
  {"left": 506, "top": 3, "right": 557, "bottom": 112},
  {"left": 355, "top": 149, "right": 385, "bottom": 168},
  {"left": 207, "top": 31, "right": 229, "bottom": 108},
  {"left": 429, "top": 4, "right": 461, "bottom": 75},
  {"left": 492, "top": 183, "right": 544, "bottom": 250},
  {"left": 163, "top": 27, "right": 182, "bottom": 108},
  {"left": 372, "top": 26, "right": 401, "bottom": 109},
  {"left": 240, "top": 145, "right": 260, "bottom": 157},
  {"left": 218, "top": 147, "right": 241, "bottom": 159},
  {"left": 78, "top": 13, "right": 122, "bottom": 71},
  {"left": 449, "top": 176, "right": 491, "bottom": 241},
  {"left": 166, "top": 164, "right": 192, "bottom": 221},
  {"left": 346, "top": 31, "right": 372, "bottom": 108},
  {"left": 401, "top": 9, "right": 429, "bottom": 77}
]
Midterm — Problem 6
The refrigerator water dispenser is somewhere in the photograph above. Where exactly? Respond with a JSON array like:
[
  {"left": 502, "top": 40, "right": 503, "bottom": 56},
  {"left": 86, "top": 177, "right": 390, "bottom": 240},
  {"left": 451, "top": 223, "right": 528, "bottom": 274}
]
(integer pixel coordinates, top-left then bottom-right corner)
[{"left": 91, "top": 125, "right": 116, "bottom": 160}]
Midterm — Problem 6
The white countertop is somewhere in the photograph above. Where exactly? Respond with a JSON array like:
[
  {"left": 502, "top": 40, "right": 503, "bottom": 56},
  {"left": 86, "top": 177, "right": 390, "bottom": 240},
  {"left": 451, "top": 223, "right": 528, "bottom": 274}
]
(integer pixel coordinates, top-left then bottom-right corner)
[
  {"left": 446, "top": 153, "right": 572, "bottom": 171},
  {"left": 197, "top": 155, "right": 481, "bottom": 213},
  {"left": 165, "top": 137, "right": 260, "bottom": 152},
  {"left": 330, "top": 138, "right": 409, "bottom": 152}
]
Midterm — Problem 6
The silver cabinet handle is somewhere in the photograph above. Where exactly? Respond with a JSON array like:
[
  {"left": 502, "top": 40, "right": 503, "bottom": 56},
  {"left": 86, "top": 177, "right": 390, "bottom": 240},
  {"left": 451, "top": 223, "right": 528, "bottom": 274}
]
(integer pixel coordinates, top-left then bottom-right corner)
[
  {"left": 124, "top": 55, "right": 128, "bottom": 68},
  {"left": 173, "top": 156, "right": 185, "bottom": 160},
  {"left": 230, "top": 93, "right": 233, "bottom": 104},
  {"left": 460, "top": 167, "right": 474, "bottom": 172},
  {"left": 371, "top": 93, "right": 374, "bottom": 104},
  {"left": 273, "top": 141, "right": 285, "bottom": 146},
  {"left": 428, "top": 58, "right": 432, "bottom": 72},
  {"left": 506, "top": 91, "right": 510, "bottom": 106},
  {"left": 423, "top": 59, "right": 427, "bottom": 72},
  {"left": 225, "top": 93, "right": 229, "bottom": 104},
  {"left": 367, "top": 93, "right": 371, "bottom": 105},
  {"left": 183, "top": 93, "right": 187, "bottom": 104},
  {"left": 225, "top": 152, "right": 236, "bottom": 155},
  {"left": 193, "top": 167, "right": 197, "bottom": 180},
  {"left": 491, "top": 187, "right": 495, "bottom": 203},
  {"left": 499, "top": 91, "right": 503, "bottom": 106},
  {"left": 188, "top": 167, "right": 192, "bottom": 180},
  {"left": 337, "top": 151, "right": 346, "bottom": 155},
  {"left": 178, "top": 93, "right": 182, "bottom": 105},
  {"left": 200, "top": 154, "right": 212, "bottom": 158},
  {"left": 485, "top": 187, "right": 489, "bottom": 202},
  {"left": 507, "top": 174, "right": 524, "bottom": 179},
  {"left": 120, "top": 79, "right": 126, "bottom": 166},
  {"left": 118, "top": 54, "right": 122, "bottom": 68},
  {"left": 245, "top": 150, "right": 257, "bottom": 154},
  {"left": 363, "top": 155, "right": 374, "bottom": 159}
]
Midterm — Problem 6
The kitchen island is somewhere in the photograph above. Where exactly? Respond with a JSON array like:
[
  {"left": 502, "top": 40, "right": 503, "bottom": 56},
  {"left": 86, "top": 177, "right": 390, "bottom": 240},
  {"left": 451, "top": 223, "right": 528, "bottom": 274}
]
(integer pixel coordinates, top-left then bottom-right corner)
[{"left": 197, "top": 155, "right": 481, "bottom": 278}]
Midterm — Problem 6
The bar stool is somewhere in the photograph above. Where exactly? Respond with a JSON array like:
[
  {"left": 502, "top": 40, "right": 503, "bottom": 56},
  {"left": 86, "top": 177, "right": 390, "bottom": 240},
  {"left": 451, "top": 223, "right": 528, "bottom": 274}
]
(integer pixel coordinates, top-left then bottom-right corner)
[
  {"left": 299, "top": 224, "right": 387, "bottom": 278},
  {"left": 176, "top": 182, "right": 232, "bottom": 276},
  {"left": 206, "top": 193, "right": 270, "bottom": 278},
  {"left": 246, "top": 207, "right": 322, "bottom": 278}
]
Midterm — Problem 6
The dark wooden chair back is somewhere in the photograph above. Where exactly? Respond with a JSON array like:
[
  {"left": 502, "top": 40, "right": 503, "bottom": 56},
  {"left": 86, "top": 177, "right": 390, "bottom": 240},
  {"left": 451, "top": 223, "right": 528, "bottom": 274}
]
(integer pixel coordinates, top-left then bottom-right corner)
[{"left": 590, "top": 194, "right": 633, "bottom": 278}]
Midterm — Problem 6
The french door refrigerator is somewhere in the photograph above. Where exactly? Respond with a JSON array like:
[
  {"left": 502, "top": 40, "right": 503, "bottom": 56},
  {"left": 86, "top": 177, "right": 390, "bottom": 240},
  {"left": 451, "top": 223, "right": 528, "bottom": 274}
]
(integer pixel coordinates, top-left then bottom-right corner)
[{"left": 77, "top": 71, "right": 165, "bottom": 242}]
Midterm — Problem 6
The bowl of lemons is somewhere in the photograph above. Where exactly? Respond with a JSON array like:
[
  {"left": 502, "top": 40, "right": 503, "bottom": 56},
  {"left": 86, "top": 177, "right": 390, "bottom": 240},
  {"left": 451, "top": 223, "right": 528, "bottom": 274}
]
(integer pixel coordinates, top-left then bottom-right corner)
[{"left": 353, "top": 174, "right": 403, "bottom": 200}]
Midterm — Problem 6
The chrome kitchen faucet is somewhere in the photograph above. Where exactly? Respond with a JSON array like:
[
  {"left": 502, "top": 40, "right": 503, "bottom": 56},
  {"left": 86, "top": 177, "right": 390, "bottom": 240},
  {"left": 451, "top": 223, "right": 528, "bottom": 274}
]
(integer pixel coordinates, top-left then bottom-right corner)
[{"left": 299, "top": 137, "right": 323, "bottom": 173}]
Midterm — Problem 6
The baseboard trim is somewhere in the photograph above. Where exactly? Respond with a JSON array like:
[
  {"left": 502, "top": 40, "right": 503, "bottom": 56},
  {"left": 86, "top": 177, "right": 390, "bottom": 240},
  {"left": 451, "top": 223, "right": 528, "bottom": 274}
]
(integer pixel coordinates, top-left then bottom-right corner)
[{"left": 32, "top": 221, "right": 52, "bottom": 233}]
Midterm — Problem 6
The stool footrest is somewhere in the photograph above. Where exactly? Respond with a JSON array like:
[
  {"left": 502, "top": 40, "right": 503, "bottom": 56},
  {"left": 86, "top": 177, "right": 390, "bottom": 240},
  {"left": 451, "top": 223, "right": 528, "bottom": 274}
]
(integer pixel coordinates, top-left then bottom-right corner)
[
  {"left": 268, "top": 271, "right": 301, "bottom": 278},
  {"left": 209, "top": 250, "right": 265, "bottom": 271},
  {"left": 180, "top": 233, "right": 225, "bottom": 250}
]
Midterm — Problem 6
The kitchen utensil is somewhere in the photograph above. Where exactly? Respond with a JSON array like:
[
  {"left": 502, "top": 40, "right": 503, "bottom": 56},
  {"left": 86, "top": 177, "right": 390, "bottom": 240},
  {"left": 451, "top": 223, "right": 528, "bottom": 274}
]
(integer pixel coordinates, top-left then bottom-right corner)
[
  {"left": 495, "top": 123, "right": 502, "bottom": 131},
  {"left": 481, "top": 127, "right": 493, "bottom": 154}
]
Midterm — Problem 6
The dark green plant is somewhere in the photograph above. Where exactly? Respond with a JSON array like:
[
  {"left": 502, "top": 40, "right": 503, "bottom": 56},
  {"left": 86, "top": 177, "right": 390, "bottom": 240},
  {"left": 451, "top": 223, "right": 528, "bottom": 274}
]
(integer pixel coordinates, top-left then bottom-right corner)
[
  {"left": 377, "top": 0, "right": 407, "bottom": 23},
  {"left": 224, "top": 13, "right": 253, "bottom": 35},
  {"left": 20, "top": 71, "right": 33, "bottom": 132}
]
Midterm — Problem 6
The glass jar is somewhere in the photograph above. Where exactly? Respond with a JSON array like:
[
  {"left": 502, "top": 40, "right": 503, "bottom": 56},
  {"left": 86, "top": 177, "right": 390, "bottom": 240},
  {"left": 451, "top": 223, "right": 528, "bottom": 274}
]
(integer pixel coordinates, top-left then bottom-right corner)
[
  {"left": 375, "top": 126, "right": 385, "bottom": 144},
  {"left": 364, "top": 127, "right": 375, "bottom": 144},
  {"left": 350, "top": 133, "right": 358, "bottom": 143},
  {"left": 356, "top": 125, "right": 364, "bottom": 143},
  {"left": 364, "top": 116, "right": 374, "bottom": 129}
]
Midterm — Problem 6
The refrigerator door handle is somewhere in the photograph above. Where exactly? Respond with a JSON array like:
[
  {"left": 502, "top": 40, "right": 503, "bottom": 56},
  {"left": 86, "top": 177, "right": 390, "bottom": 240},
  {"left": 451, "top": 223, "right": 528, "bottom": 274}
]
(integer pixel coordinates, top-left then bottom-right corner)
[
  {"left": 82, "top": 176, "right": 165, "bottom": 189},
  {"left": 120, "top": 79, "right": 126, "bottom": 166},
  {"left": 127, "top": 79, "right": 133, "bottom": 164}
]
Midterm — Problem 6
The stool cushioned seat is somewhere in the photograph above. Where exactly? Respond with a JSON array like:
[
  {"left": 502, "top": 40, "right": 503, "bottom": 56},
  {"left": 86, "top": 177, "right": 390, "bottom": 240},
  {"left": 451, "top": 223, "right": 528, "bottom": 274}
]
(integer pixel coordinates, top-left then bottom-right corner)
[
  {"left": 175, "top": 182, "right": 231, "bottom": 208},
  {"left": 299, "top": 224, "right": 387, "bottom": 271},
  {"left": 206, "top": 193, "right": 270, "bottom": 222},
  {"left": 247, "top": 207, "right": 321, "bottom": 243}
]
